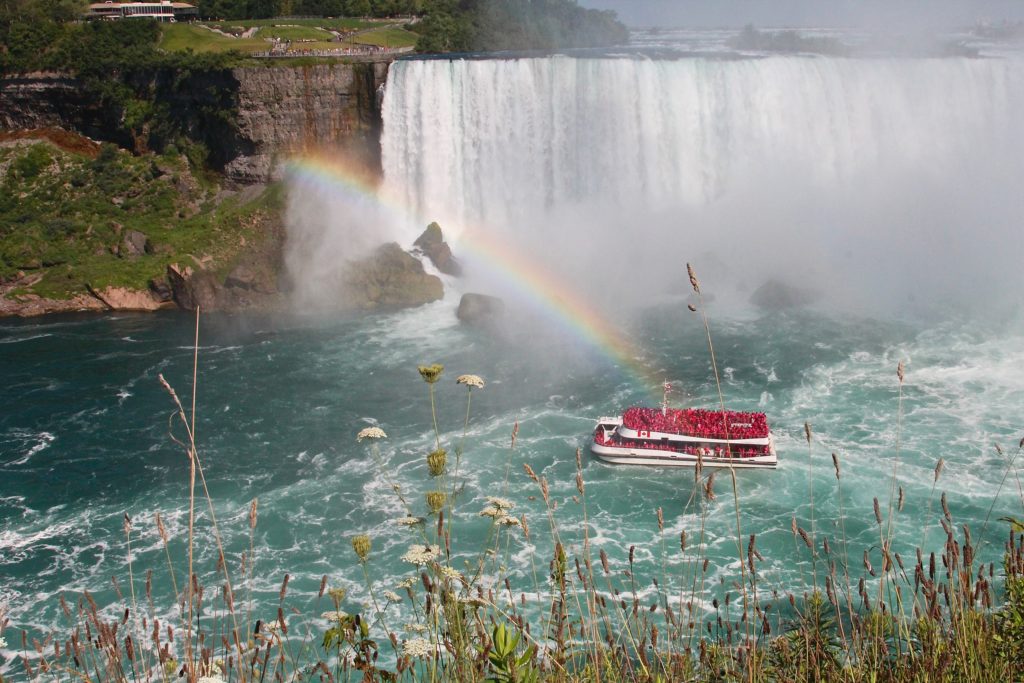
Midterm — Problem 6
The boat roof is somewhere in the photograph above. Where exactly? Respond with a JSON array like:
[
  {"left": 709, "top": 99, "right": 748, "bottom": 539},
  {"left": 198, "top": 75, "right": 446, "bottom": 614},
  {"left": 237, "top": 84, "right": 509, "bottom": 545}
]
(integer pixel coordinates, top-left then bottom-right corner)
[{"left": 621, "top": 405, "right": 771, "bottom": 440}]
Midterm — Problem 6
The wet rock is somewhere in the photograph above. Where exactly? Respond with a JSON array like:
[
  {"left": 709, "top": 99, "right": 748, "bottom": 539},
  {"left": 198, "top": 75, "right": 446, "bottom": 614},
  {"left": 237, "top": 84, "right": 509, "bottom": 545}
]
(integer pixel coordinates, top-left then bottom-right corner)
[
  {"left": 749, "top": 279, "right": 820, "bottom": 310},
  {"left": 343, "top": 242, "right": 444, "bottom": 309},
  {"left": 413, "top": 221, "right": 462, "bottom": 276},
  {"left": 457, "top": 293, "right": 505, "bottom": 324},
  {"left": 88, "top": 285, "right": 166, "bottom": 311}
]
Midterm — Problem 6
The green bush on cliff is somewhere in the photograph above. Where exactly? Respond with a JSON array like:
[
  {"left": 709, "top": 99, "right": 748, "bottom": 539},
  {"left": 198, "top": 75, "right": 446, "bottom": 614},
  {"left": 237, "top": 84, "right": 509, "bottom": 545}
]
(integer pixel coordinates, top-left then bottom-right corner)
[{"left": 0, "top": 140, "right": 280, "bottom": 300}]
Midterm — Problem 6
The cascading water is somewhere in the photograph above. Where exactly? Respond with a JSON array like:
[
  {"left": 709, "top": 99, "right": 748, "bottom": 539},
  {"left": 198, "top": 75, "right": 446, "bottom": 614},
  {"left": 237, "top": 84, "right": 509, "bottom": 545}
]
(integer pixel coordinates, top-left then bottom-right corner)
[{"left": 379, "top": 56, "right": 1024, "bottom": 313}]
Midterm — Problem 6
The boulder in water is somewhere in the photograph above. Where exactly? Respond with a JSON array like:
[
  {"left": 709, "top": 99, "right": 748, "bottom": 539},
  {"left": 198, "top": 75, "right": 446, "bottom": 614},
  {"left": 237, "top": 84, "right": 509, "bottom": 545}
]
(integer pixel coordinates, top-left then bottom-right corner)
[
  {"left": 749, "top": 279, "right": 819, "bottom": 310},
  {"left": 413, "top": 222, "right": 462, "bottom": 276},
  {"left": 343, "top": 242, "right": 444, "bottom": 309},
  {"left": 457, "top": 292, "right": 505, "bottom": 324}
]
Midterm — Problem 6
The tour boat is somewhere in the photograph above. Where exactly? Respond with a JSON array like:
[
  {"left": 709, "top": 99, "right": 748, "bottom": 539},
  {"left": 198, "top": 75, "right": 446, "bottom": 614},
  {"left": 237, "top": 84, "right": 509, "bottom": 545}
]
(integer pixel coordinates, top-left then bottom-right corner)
[{"left": 591, "top": 405, "right": 777, "bottom": 469}]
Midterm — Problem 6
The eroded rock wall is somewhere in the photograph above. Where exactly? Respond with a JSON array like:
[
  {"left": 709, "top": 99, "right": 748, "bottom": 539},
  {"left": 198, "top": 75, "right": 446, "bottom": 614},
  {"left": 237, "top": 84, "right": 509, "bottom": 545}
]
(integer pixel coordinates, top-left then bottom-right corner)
[{"left": 0, "top": 60, "right": 392, "bottom": 184}]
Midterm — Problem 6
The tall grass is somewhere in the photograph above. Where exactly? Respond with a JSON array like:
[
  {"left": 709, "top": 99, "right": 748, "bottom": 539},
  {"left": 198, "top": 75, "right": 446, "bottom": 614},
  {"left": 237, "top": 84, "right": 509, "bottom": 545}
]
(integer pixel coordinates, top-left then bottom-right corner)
[{"left": 2, "top": 306, "right": 1024, "bottom": 683}]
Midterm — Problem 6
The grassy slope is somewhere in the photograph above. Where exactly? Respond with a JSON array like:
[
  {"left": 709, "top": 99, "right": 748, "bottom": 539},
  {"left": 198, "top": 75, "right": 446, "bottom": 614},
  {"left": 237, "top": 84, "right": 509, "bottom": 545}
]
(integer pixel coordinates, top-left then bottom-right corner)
[
  {"left": 160, "top": 21, "right": 416, "bottom": 55},
  {"left": 159, "top": 23, "right": 268, "bottom": 53},
  {"left": 0, "top": 140, "right": 281, "bottom": 300}
]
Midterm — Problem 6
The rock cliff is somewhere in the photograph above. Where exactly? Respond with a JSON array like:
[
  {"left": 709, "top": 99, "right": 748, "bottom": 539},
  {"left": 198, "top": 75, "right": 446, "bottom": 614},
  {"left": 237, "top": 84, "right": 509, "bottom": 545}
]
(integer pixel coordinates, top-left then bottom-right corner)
[{"left": 0, "top": 60, "right": 391, "bottom": 184}]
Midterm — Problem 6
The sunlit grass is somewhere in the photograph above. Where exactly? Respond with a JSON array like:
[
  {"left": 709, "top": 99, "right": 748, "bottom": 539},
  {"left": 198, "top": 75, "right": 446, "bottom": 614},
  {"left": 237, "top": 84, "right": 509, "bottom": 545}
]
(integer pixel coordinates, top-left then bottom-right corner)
[{"left": 159, "top": 23, "right": 268, "bottom": 54}]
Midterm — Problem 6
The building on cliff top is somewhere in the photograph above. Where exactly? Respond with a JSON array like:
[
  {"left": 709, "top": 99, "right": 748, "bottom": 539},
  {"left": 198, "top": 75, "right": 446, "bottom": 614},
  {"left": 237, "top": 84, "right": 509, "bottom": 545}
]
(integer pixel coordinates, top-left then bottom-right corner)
[{"left": 86, "top": 1, "right": 198, "bottom": 22}]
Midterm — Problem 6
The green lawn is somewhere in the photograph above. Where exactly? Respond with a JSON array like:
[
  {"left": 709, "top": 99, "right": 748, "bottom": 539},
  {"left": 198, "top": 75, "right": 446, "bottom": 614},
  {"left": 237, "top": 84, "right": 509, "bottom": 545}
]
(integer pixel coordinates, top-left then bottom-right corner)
[
  {"left": 342, "top": 27, "right": 418, "bottom": 48},
  {"left": 255, "top": 25, "right": 334, "bottom": 41},
  {"left": 209, "top": 17, "right": 388, "bottom": 31},
  {"left": 160, "top": 23, "right": 268, "bottom": 53}
]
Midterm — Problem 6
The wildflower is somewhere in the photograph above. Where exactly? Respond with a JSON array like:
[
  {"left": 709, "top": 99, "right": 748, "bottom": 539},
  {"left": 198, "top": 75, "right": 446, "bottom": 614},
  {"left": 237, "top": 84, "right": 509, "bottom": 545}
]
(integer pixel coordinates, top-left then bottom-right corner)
[
  {"left": 197, "top": 677, "right": 225, "bottom": 683},
  {"left": 401, "top": 544, "right": 441, "bottom": 566},
  {"left": 427, "top": 448, "right": 447, "bottom": 477},
  {"left": 404, "top": 637, "right": 434, "bottom": 658},
  {"left": 499, "top": 516, "right": 522, "bottom": 527},
  {"left": 351, "top": 535, "right": 372, "bottom": 562},
  {"left": 0, "top": 636, "right": 6, "bottom": 649},
  {"left": 322, "top": 610, "right": 349, "bottom": 623},
  {"left": 394, "top": 516, "right": 424, "bottom": 527},
  {"left": 404, "top": 622, "right": 428, "bottom": 633},
  {"left": 437, "top": 565, "right": 462, "bottom": 581},
  {"left": 383, "top": 590, "right": 402, "bottom": 603},
  {"left": 486, "top": 496, "right": 516, "bottom": 511},
  {"left": 357, "top": 426, "right": 387, "bottom": 442},
  {"left": 328, "top": 587, "right": 347, "bottom": 604},
  {"left": 417, "top": 364, "right": 444, "bottom": 384},
  {"left": 425, "top": 491, "right": 447, "bottom": 514},
  {"left": 456, "top": 374, "right": 485, "bottom": 389},
  {"left": 397, "top": 577, "right": 417, "bottom": 589},
  {"left": 479, "top": 505, "right": 506, "bottom": 519}
]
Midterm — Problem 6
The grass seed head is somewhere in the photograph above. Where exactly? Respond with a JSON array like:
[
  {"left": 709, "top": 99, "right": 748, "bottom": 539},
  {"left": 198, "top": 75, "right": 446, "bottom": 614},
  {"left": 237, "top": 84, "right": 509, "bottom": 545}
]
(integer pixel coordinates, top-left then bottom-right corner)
[{"left": 686, "top": 263, "right": 701, "bottom": 293}]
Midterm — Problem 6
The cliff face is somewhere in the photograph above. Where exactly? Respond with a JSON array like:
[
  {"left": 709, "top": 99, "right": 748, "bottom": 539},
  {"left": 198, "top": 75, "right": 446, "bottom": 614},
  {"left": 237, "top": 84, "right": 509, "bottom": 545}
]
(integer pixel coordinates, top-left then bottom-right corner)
[
  {"left": 0, "top": 60, "right": 391, "bottom": 184},
  {"left": 227, "top": 62, "right": 389, "bottom": 183}
]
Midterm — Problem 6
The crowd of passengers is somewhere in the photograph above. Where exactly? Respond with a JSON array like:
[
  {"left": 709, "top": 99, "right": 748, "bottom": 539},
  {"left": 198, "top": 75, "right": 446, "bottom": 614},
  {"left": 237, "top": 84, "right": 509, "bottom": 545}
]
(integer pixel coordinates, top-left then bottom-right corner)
[
  {"left": 594, "top": 430, "right": 768, "bottom": 457},
  {"left": 621, "top": 407, "right": 768, "bottom": 440}
]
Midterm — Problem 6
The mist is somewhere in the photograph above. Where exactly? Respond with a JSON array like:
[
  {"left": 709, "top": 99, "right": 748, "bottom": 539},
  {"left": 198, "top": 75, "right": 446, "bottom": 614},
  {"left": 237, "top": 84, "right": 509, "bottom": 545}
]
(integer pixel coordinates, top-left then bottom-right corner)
[
  {"left": 577, "top": 0, "right": 1024, "bottom": 30},
  {"left": 285, "top": 53, "right": 1024, "bottom": 332}
]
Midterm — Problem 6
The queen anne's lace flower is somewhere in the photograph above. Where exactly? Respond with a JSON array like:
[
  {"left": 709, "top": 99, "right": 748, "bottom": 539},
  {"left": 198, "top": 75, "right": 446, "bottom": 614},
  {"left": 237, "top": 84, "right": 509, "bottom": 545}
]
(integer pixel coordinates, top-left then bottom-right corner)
[
  {"left": 499, "top": 516, "right": 522, "bottom": 527},
  {"left": 394, "top": 516, "right": 424, "bottom": 527},
  {"left": 322, "top": 610, "right": 349, "bottom": 623},
  {"left": 0, "top": 636, "right": 6, "bottom": 649},
  {"left": 397, "top": 577, "right": 417, "bottom": 589},
  {"left": 357, "top": 426, "right": 387, "bottom": 442},
  {"left": 404, "top": 622, "right": 428, "bottom": 633},
  {"left": 401, "top": 544, "right": 441, "bottom": 566},
  {"left": 437, "top": 566, "right": 462, "bottom": 581},
  {"left": 404, "top": 637, "right": 434, "bottom": 658},
  {"left": 479, "top": 505, "right": 506, "bottom": 519},
  {"left": 456, "top": 374, "right": 485, "bottom": 389},
  {"left": 486, "top": 496, "right": 515, "bottom": 511},
  {"left": 383, "top": 590, "right": 402, "bottom": 602}
]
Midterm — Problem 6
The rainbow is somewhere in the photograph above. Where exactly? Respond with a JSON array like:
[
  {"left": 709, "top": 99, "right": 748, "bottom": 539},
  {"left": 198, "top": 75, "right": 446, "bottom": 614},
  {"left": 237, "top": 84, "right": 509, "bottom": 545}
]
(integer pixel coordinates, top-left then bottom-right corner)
[{"left": 284, "top": 153, "right": 664, "bottom": 393}]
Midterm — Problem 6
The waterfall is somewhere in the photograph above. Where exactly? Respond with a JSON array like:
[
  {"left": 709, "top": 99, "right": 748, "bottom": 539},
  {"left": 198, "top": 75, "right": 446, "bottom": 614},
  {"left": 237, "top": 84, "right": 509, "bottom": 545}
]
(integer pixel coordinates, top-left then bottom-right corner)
[{"left": 376, "top": 55, "right": 1024, "bottom": 314}]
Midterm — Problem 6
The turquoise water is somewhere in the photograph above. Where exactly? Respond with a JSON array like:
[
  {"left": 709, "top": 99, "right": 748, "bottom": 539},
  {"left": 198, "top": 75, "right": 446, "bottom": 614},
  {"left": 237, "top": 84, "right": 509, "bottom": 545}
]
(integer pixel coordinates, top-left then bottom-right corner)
[{"left": 2, "top": 300, "right": 1022, "bottom": 670}]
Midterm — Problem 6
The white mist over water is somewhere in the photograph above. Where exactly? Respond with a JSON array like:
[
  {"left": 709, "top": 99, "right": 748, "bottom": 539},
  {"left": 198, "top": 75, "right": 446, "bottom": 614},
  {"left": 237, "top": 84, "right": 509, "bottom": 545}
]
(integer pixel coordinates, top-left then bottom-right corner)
[{"left": 378, "top": 56, "right": 1024, "bottom": 318}]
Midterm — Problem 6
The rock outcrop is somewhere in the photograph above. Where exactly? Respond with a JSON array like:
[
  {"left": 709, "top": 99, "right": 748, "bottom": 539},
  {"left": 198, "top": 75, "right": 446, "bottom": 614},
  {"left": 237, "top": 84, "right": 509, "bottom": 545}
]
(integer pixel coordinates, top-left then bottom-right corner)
[
  {"left": 87, "top": 286, "right": 168, "bottom": 311},
  {"left": 457, "top": 293, "right": 505, "bottom": 324},
  {"left": 749, "top": 279, "right": 820, "bottom": 310},
  {"left": 0, "top": 61, "right": 392, "bottom": 185},
  {"left": 413, "top": 222, "right": 462, "bottom": 276},
  {"left": 342, "top": 243, "right": 444, "bottom": 309}
]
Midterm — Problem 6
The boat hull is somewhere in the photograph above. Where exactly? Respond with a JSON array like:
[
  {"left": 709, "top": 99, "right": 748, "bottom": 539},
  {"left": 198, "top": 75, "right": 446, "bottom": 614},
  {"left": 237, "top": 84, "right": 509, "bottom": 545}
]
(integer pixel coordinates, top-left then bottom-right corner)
[{"left": 591, "top": 441, "right": 778, "bottom": 469}]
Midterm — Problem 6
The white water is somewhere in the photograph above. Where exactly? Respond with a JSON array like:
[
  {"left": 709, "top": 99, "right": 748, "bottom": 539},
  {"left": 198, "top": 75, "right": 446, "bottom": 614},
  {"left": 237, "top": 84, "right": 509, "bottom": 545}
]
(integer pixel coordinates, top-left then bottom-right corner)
[{"left": 379, "top": 56, "right": 1024, "bottom": 316}]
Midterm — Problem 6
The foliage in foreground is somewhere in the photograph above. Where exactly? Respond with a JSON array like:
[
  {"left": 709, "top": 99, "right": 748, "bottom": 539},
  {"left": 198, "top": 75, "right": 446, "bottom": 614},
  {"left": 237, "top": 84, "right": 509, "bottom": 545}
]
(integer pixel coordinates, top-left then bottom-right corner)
[{"left": 0, "top": 273, "right": 1022, "bottom": 681}]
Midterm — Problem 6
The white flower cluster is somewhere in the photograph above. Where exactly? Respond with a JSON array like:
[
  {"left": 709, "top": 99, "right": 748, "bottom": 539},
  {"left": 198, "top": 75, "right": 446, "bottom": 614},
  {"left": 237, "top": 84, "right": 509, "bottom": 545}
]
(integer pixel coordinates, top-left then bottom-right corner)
[
  {"left": 322, "top": 610, "right": 349, "bottom": 623},
  {"left": 403, "top": 637, "right": 434, "bottom": 658},
  {"left": 486, "top": 496, "right": 515, "bottom": 511},
  {"left": 499, "top": 516, "right": 522, "bottom": 527},
  {"left": 356, "top": 426, "right": 387, "bottom": 442},
  {"left": 197, "top": 677, "right": 225, "bottom": 683},
  {"left": 404, "top": 623, "right": 428, "bottom": 634},
  {"left": 456, "top": 374, "right": 485, "bottom": 389},
  {"left": 479, "top": 506, "right": 505, "bottom": 519},
  {"left": 401, "top": 544, "right": 441, "bottom": 566},
  {"left": 393, "top": 516, "right": 424, "bottom": 527},
  {"left": 397, "top": 577, "right": 417, "bottom": 589},
  {"left": 383, "top": 590, "right": 403, "bottom": 603},
  {"left": 0, "top": 635, "right": 7, "bottom": 649},
  {"left": 437, "top": 566, "right": 462, "bottom": 581}
]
